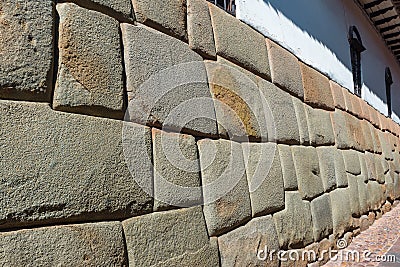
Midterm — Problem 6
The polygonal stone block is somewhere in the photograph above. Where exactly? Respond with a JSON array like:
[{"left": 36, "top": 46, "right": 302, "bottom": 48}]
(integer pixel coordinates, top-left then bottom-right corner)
[
  {"left": 305, "top": 105, "right": 335, "bottom": 146},
  {"left": 331, "top": 109, "right": 350, "bottom": 149},
  {"left": 278, "top": 144, "right": 298, "bottom": 190},
  {"left": 344, "top": 112, "right": 366, "bottom": 151},
  {"left": 334, "top": 149, "right": 348, "bottom": 188},
  {"left": 329, "top": 188, "right": 352, "bottom": 238},
  {"left": 375, "top": 154, "right": 386, "bottom": 184},
  {"left": 361, "top": 120, "right": 375, "bottom": 152},
  {"left": 310, "top": 194, "right": 333, "bottom": 241},
  {"left": 342, "top": 150, "right": 361, "bottom": 175},
  {"left": 347, "top": 174, "right": 361, "bottom": 217},
  {"left": 357, "top": 175, "right": 369, "bottom": 215},
  {"left": 330, "top": 81, "right": 346, "bottom": 110},
  {"left": 82, "top": 0, "right": 133, "bottom": 19},
  {"left": 317, "top": 147, "right": 337, "bottom": 192},
  {"left": 292, "top": 97, "right": 310, "bottom": 145},
  {"left": 369, "top": 123, "right": 382, "bottom": 153},
  {"left": 378, "top": 131, "right": 393, "bottom": 160}
]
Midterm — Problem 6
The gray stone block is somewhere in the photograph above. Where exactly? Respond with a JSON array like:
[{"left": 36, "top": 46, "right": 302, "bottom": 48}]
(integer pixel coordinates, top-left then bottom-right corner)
[
  {"left": 305, "top": 105, "right": 335, "bottom": 146},
  {"left": 132, "top": 0, "right": 186, "bottom": 40},
  {"left": 0, "top": 0, "right": 54, "bottom": 101},
  {"left": 152, "top": 129, "right": 201, "bottom": 211},
  {"left": 123, "top": 207, "right": 219, "bottom": 266},
  {"left": 187, "top": 0, "right": 216, "bottom": 58},
  {"left": 385, "top": 173, "right": 395, "bottom": 202},
  {"left": 334, "top": 149, "right": 348, "bottom": 188},
  {"left": 242, "top": 143, "right": 284, "bottom": 216},
  {"left": 361, "top": 120, "right": 375, "bottom": 152},
  {"left": 0, "top": 222, "right": 127, "bottom": 266},
  {"left": 378, "top": 131, "right": 393, "bottom": 160},
  {"left": 359, "top": 153, "right": 369, "bottom": 182},
  {"left": 347, "top": 174, "right": 361, "bottom": 217},
  {"left": 209, "top": 4, "right": 270, "bottom": 78},
  {"left": 76, "top": 0, "right": 133, "bottom": 19},
  {"left": 258, "top": 80, "right": 300, "bottom": 144},
  {"left": 342, "top": 150, "right": 361, "bottom": 175},
  {"left": 331, "top": 109, "right": 350, "bottom": 149},
  {"left": 293, "top": 97, "right": 310, "bottom": 145},
  {"left": 310, "top": 194, "right": 333, "bottom": 242},
  {"left": 278, "top": 145, "right": 298, "bottom": 190},
  {"left": 375, "top": 154, "right": 386, "bottom": 184},
  {"left": 317, "top": 147, "right": 337, "bottom": 192},
  {"left": 122, "top": 23, "right": 218, "bottom": 137},
  {"left": 365, "top": 152, "right": 377, "bottom": 181},
  {"left": 198, "top": 139, "right": 251, "bottom": 236},
  {"left": 369, "top": 123, "right": 382, "bottom": 153},
  {"left": 0, "top": 100, "right": 153, "bottom": 229},
  {"left": 329, "top": 188, "right": 352, "bottom": 238},
  {"left": 292, "top": 146, "right": 324, "bottom": 200},
  {"left": 367, "top": 181, "right": 385, "bottom": 211},
  {"left": 219, "top": 215, "right": 279, "bottom": 267},
  {"left": 54, "top": 3, "right": 124, "bottom": 119},
  {"left": 273, "top": 192, "right": 314, "bottom": 249}
]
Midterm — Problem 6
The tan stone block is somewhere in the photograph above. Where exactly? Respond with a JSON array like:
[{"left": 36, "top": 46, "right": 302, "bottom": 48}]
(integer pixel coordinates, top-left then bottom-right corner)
[
  {"left": 331, "top": 109, "right": 350, "bottom": 149},
  {"left": 369, "top": 123, "right": 382, "bottom": 153},
  {"left": 369, "top": 105, "right": 380, "bottom": 128},
  {"left": 344, "top": 112, "right": 366, "bottom": 151},
  {"left": 305, "top": 105, "right": 335, "bottom": 146},
  {"left": 330, "top": 81, "right": 346, "bottom": 110},
  {"left": 360, "top": 99, "right": 371, "bottom": 122},
  {"left": 342, "top": 89, "right": 354, "bottom": 114},
  {"left": 350, "top": 94, "right": 362, "bottom": 118}
]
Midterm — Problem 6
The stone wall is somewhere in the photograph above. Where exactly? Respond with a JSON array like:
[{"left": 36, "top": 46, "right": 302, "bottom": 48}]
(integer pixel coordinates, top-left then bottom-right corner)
[{"left": 0, "top": 0, "right": 400, "bottom": 266}]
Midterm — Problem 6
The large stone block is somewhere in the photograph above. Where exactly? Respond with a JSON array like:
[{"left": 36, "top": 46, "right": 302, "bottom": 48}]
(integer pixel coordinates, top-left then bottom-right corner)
[
  {"left": 344, "top": 112, "right": 366, "bottom": 151},
  {"left": 0, "top": 222, "right": 127, "bottom": 265},
  {"left": 304, "top": 105, "right": 335, "bottom": 146},
  {"left": 122, "top": 23, "right": 218, "bottom": 137},
  {"left": 347, "top": 174, "right": 361, "bottom": 217},
  {"left": 266, "top": 39, "right": 304, "bottom": 99},
  {"left": 273, "top": 192, "right": 314, "bottom": 249},
  {"left": 219, "top": 215, "right": 280, "bottom": 267},
  {"left": 330, "top": 81, "right": 346, "bottom": 110},
  {"left": 0, "top": 0, "right": 54, "bottom": 101},
  {"left": 198, "top": 139, "right": 251, "bottom": 236},
  {"left": 378, "top": 131, "right": 393, "bottom": 160},
  {"left": 131, "top": 0, "right": 186, "bottom": 40},
  {"left": 365, "top": 152, "right": 377, "bottom": 181},
  {"left": 278, "top": 145, "right": 298, "bottom": 190},
  {"left": 0, "top": 100, "right": 153, "bottom": 229},
  {"left": 187, "top": 0, "right": 216, "bottom": 58},
  {"left": 367, "top": 181, "right": 385, "bottom": 210},
  {"left": 317, "top": 147, "right": 337, "bottom": 192},
  {"left": 331, "top": 109, "right": 350, "bottom": 149},
  {"left": 209, "top": 4, "right": 270, "bottom": 78},
  {"left": 54, "top": 3, "right": 124, "bottom": 119},
  {"left": 375, "top": 154, "right": 386, "bottom": 184},
  {"left": 310, "top": 194, "right": 333, "bottom": 241},
  {"left": 152, "top": 129, "right": 201, "bottom": 211},
  {"left": 329, "top": 188, "right": 352, "bottom": 238},
  {"left": 258, "top": 79, "right": 300, "bottom": 143},
  {"left": 342, "top": 150, "right": 361, "bottom": 175},
  {"left": 359, "top": 153, "right": 369, "bottom": 182},
  {"left": 292, "top": 146, "right": 324, "bottom": 200},
  {"left": 293, "top": 97, "right": 310, "bottom": 145},
  {"left": 369, "top": 123, "right": 382, "bottom": 153},
  {"left": 334, "top": 149, "right": 348, "bottom": 188},
  {"left": 357, "top": 176, "right": 369, "bottom": 215},
  {"left": 242, "top": 143, "right": 285, "bottom": 216},
  {"left": 300, "top": 63, "right": 334, "bottom": 111},
  {"left": 361, "top": 120, "right": 375, "bottom": 152},
  {"left": 78, "top": 0, "right": 133, "bottom": 19},
  {"left": 123, "top": 207, "right": 219, "bottom": 266},
  {"left": 342, "top": 89, "right": 353, "bottom": 113}
]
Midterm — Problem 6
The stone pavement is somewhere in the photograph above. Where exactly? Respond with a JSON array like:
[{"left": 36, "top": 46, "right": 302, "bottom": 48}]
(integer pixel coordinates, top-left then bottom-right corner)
[{"left": 324, "top": 202, "right": 400, "bottom": 266}]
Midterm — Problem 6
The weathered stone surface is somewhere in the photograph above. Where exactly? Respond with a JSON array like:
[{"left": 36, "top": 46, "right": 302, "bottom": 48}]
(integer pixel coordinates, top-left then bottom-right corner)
[
  {"left": 317, "top": 147, "right": 337, "bottom": 192},
  {"left": 292, "top": 97, "right": 310, "bottom": 144},
  {"left": 342, "top": 89, "right": 353, "bottom": 115},
  {"left": 385, "top": 172, "right": 395, "bottom": 201},
  {"left": 360, "top": 100, "right": 371, "bottom": 121},
  {"left": 131, "top": 0, "right": 186, "bottom": 40},
  {"left": 266, "top": 39, "right": 304, "bottom": 98},
  {"left": 361, "top": 120, "right": 375, "bottom": 152},
  {"left": 54, "top": 3, "right": 124, "bottom": 119},
  {"left": 375, "top": 154, "right": 386, "bottom": 184},
  {"left": 0, "top": 0, "right": 54, "bottom": 101},
  {"left": 242, "top": 143, "right": 284, "bottom": 216},
  {"left": 331, "top": 109, "right": 350, "bottom": 149},
  {"left": 187, "top": 0, "right": 216, "bottom": 58},
  {"left": 278, "top": 145, "right": 298, "bottom": 190},
  {"left": 292, "top": 146, "right": 324, "bottom": 200},
  {"left": 300, "top": 62, "right": 334, "bottom": 111},
  {"left": 369, "top": 105, "right": 380, "bottom": 128},
  {"left": 273, "top": 192, "right": 314, "bottom": 249},
  {"left": 219, "top": 215, "right": 279, "bottom": 267},
  {"left": 394, "top": 173, "right": 400, "bottom": 199},
  {"left": 365, "top": 151, "right": 377, "bottom": 181},
  {"left": 360, "top": 215, "right": 370, "bottom": 231},
  {"left": 152, "top": 129, "right": 201, "bottom": 211},
  {"left": 342, "top": 150, "right": 362, "bottom": 175},
  {"left": 198, "top": 139, "right": 251, "bottom": 236},
  {"left": 304, "top": 105, "right": 335, "bottom": 146},
  {"left": 359, "top": 153, "right": 369, "bottom": 182},
  {"left": 329, "top": 188, "right": 352, "bottom": 237},
  {"left": 334, "top": 149, "right": 348, "bottom": 187},
  {"left": 344, "top": 112, "right": 366, "bottom": 151},
  {"left": 258, "top": 79, "right": 300, "bottom": 143},
  {"left": 77, "top": 0, "right": 133, "bottom": 19},
  {"left": 378, "top": 131, "right": 393, "bottom": 160},
  {"left": 356, "top": 175, "right": 369, "bottom": 215},
  {"left": 369, "top": 123, "right": 382, "bottom": 153},
  {"left": 367, "top": 181, "right": 385, "bottom": 211},
  {"left": 209, "top": 4, "right": 270, "bottom": 78},
  {"left": 206, "top": 60, "right": 269, "bottom": 140},
  {"left": 123, "top": 207, "right": 219, "bottom": 266},
  {"left": 0, "top": 222, "right": 127, "bottom": 266},
  {"left": 310, "top": 194, "right": 333, "bottom": 241},
  {"left": 330, "top": 81, "right": 346, "bottom": 110},
  {"left": 122, "top": 23, "right": 218, "bottom": 137},
  {"left": 0, "top": 100, "right": 153, "bottom": 228}
]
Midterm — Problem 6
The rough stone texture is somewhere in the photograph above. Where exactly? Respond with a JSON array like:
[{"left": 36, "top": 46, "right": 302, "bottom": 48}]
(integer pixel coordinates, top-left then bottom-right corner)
[
  {"left": 123, "top": 207, "right": 219, "bottom": 266},
  {"left": 367, "top": 181, "right": 385, "bottom": 211},
  {"left": 266, "top": 39, "right": 304, "bottom": 99},
  {"left": 292, "top": 146, "right": 324, "bottom": 200},
  {"left": 0, "top": 0, "right": 54, "bottom": 101},
  {"left": 347, "top": 174, "right": 361, "bottom": 217},
  {"left": 293, "top": 97, "right": 310, "bottom": 145},
  {"left": 359, "top": 153, "right": 369, "bottom": 182},
  {"left": 54, "top": 3, "right": 124, "bottom": 119},
  {"left": 304, "top": 105, "right": 335, "bottom": 146},
  {"left": 278, "top": 145, "right": 298, "bottom": 190},
  {"left": 198, "top": 139, "right": 252, "bottom": 236},
  {"left": 317, "top": 147, "right": 337, "bottom": 192},
  {"left": 299, "top": 62, "right": 334, "bottom": 111},
  {"left": 342, "top": 89, "right": 354, "bottom": 115},
  {"left": 342, "top": 150, "right": 362, "bottom": 175},
  {"left": 359, "top": 215, "right": 370, "bottom": 231},
  {"left": 357, "top": 175, "right": 369, "bottom": 215},
  {"left": 75, "top": 0, "right": 133, "bottom": 19},
  {"left": 152, "top": 129, "right": 201, "bottom": 211},
  {"left": 365, "top": 151, "right": 377, "bottom": 181},
  {"left": 0, "top": 222, "right": 127, "bottom": 266},
  {"left": 258, "top": 79, "right": 300, "bottom": 143},
  {"left": 331, "top": 109, "right": 350, "bottom": 149},
  {"left": 329, "top": 188, "right": 352, "bottom": 238},
  {"left": 121, "top": 23, "right": 218, "bottom": 137},
  {"left": 385, "top": 172, "right": 395, "bottom": 201},
  {"left": 344, "top": 112, "right": 366, "bottom": 151},
  {"left": 360, "top": 120, "right": 375, "bottom": 152},
  {"left": 187, "top": 0, "right": 216, "bottom": 59},
  {"left": 131, "top": 0, "right": 186, "bottom": 40},
  {"left": 209, "top": 3, "right": 270, "bottom": 79},
  {"left": 206, "top": 60, "right": 270, "bottom": 140},
  {"left": 334, "top": 149, "right": 348, "bottom": 187},
  {"left": 369, "top": 105, "right": 380, "bottom": 128},
  {"left": 310, "top": 194, "right": 333, "bottom": 241},
  {"left": 375, "top": 154, "right": 386, "bottom": 184},
  {"left": 273, "top": 192, "right": 314, "bottom": 249},
  {"left": 0, "top": 100, "right": 153, "bottom": 229},
  {"left": 242, "top": 143, "right": 285, "bottom": 216},
  {"left": 219, "top": 215, "right": 280, "bottom": 267},
  {"left": 379, "top": 131, "right": 393, "bottom": 160},
  {"left": 350, "top": 96, "right": 362, "bottom": 119},
  {"left": 369, "top": 123, "right": 382, "bottom": 153},
  {"left": 360, "top": 100, "right": 371, "bottom": 121},
  {"left": 330, "top": 81, "right": 346, "bottom": 110}
]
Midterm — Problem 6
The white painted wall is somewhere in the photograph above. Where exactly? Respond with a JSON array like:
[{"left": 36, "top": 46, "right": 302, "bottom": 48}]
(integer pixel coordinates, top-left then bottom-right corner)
[{"left": 236, "top": 0, "right": 400, "bottom": 123}]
